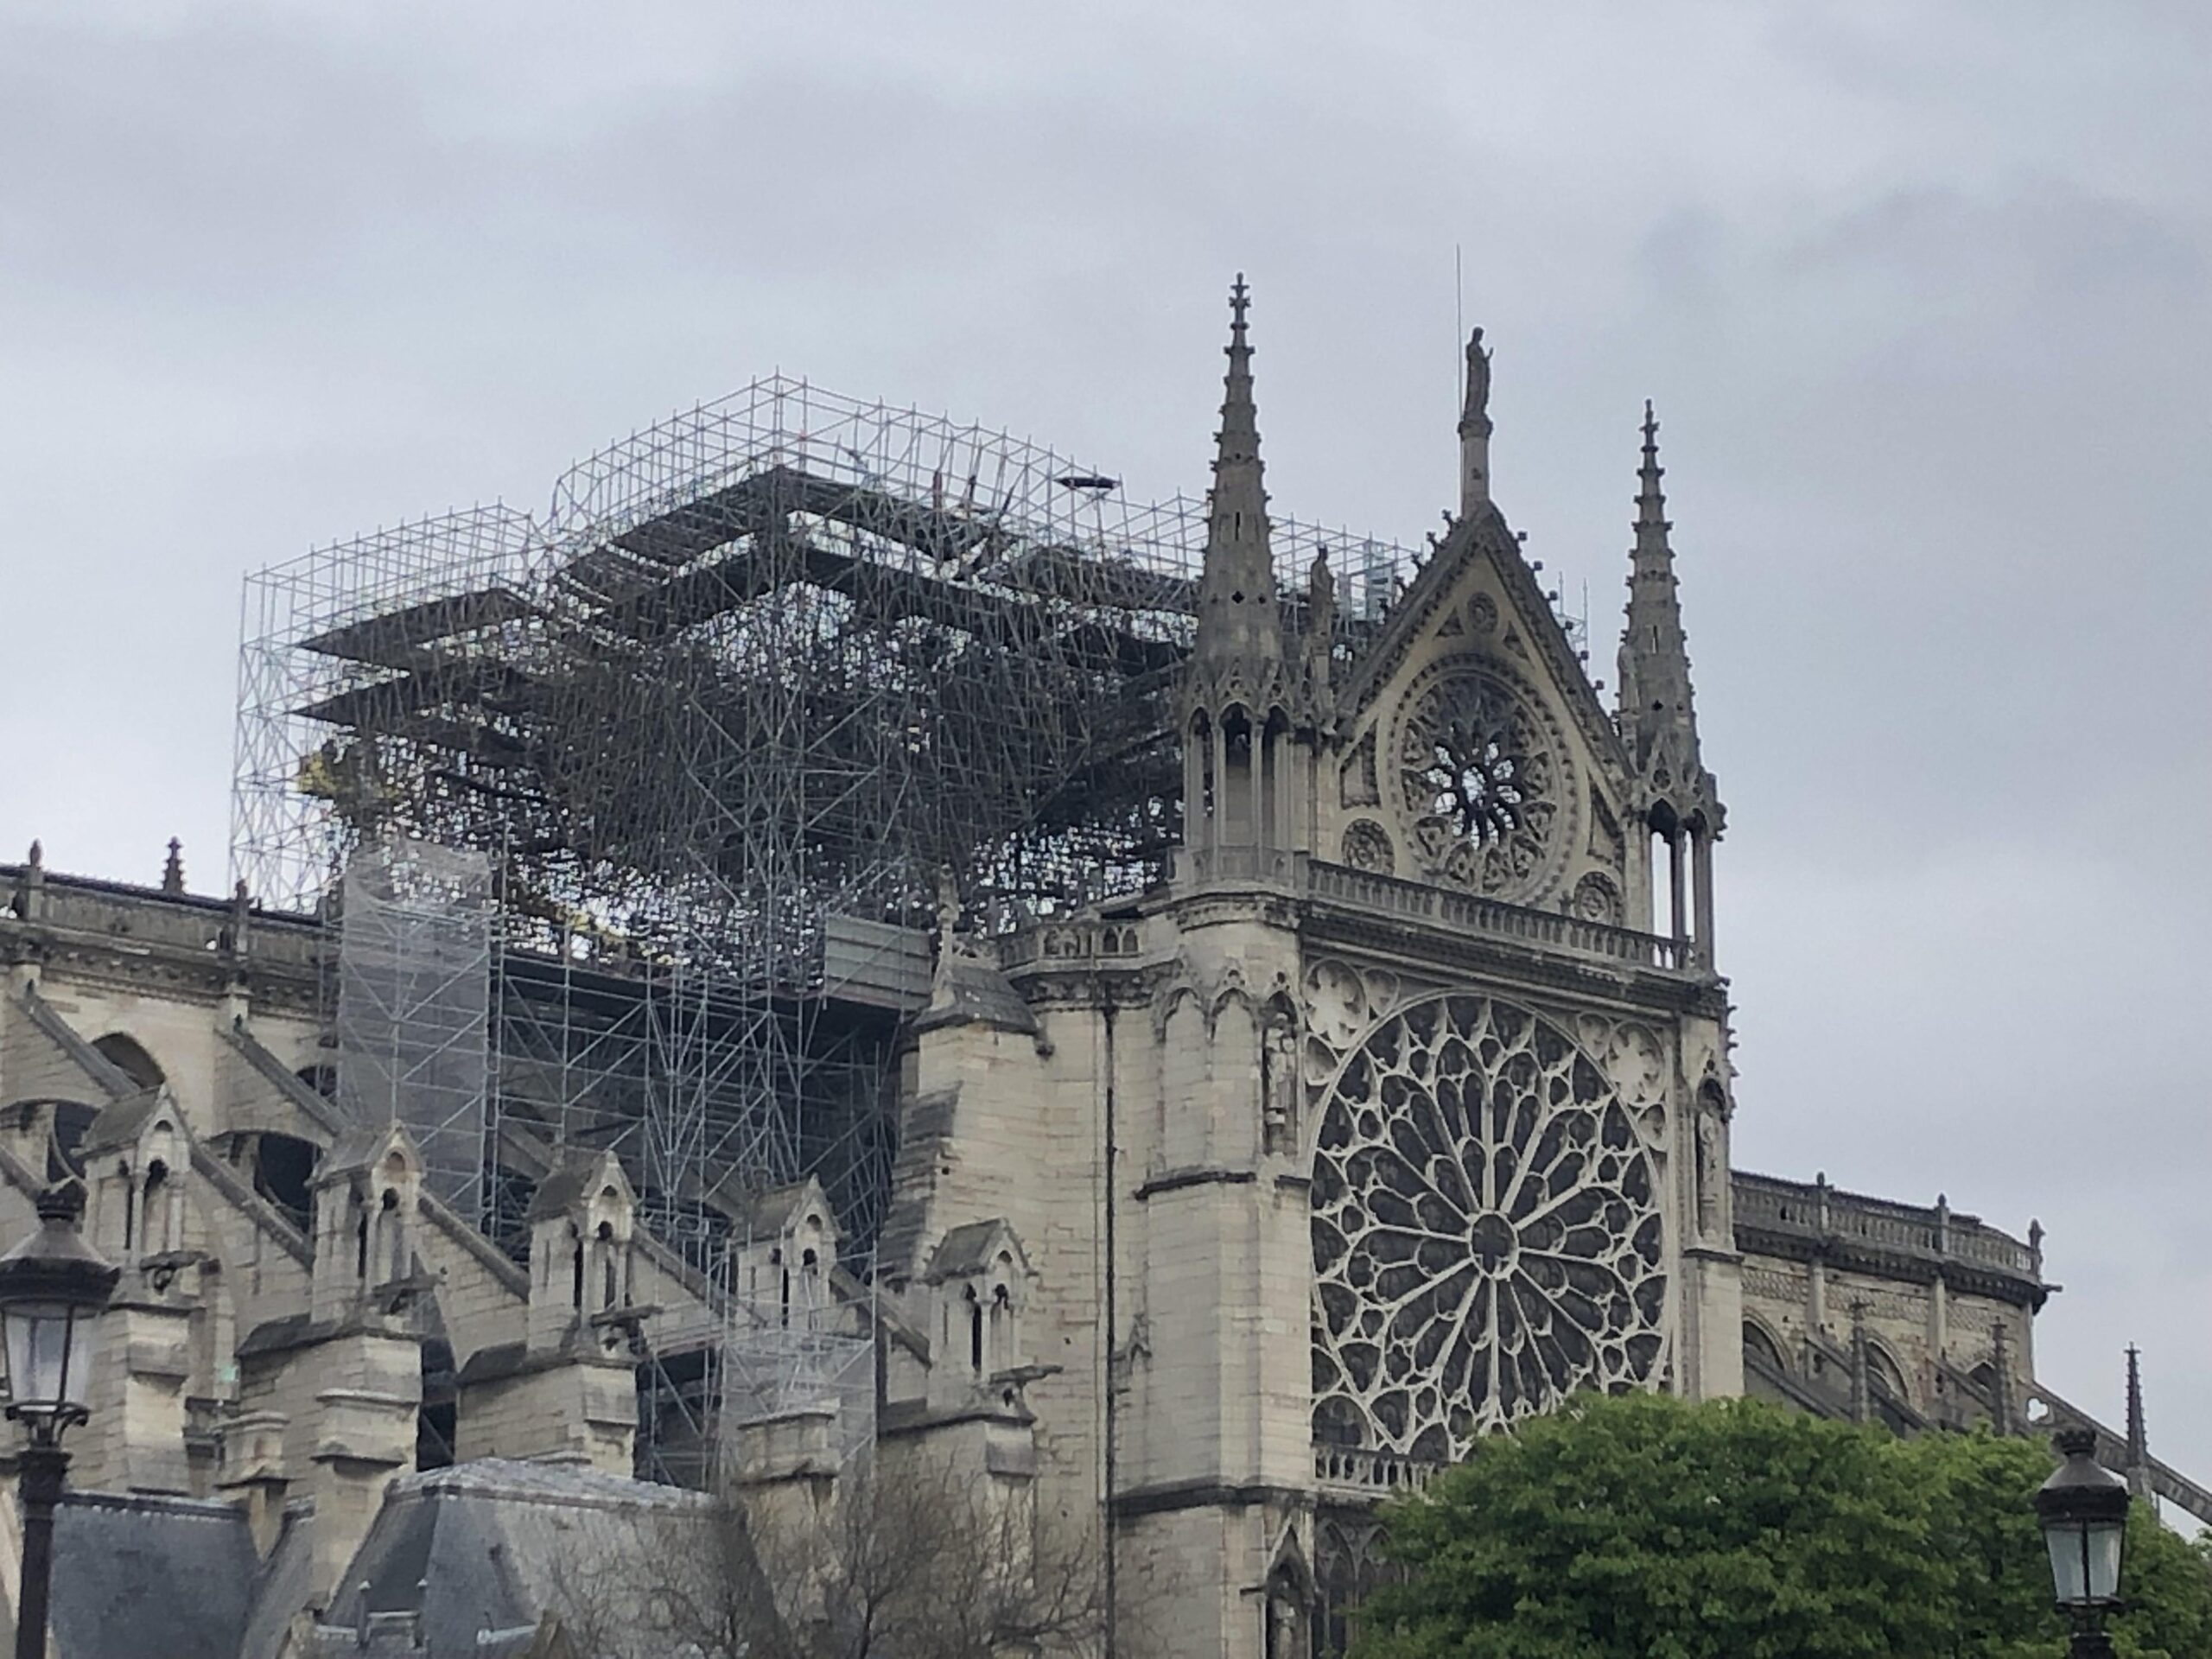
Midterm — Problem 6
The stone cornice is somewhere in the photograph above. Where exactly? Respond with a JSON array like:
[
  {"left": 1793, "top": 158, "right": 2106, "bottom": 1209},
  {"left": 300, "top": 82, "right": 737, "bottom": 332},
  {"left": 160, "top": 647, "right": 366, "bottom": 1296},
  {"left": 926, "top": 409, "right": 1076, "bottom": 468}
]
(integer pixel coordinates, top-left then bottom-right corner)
[
  {"left": 1110, "top": 1478, "right": 1312, "bottom": 1519},
  {"left": 1734, "top": 1224, "right": 2047, "bottom": 1312},
  {"left": 1300, "top": 902, "right": 1728, "bottom": 1023},
  {"left": 1133, "top": 1166, "right": 1257, "bottom": 1201}
]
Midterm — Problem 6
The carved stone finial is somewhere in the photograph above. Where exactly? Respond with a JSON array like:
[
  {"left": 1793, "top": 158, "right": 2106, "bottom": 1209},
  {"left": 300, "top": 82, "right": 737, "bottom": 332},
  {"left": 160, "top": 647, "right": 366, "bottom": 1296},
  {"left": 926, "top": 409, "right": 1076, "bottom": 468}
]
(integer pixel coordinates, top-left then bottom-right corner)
[
  {"left": 27, "top": 839, "right": 41, "bottom": 869},
  {"left": 162, "top": 837, "right": 186, "bottom": 896},
  {"left": 1458, "top": 327, "right": 1493, "bottom": 516},
  {"left": 1461, "top": 327, "right": 1491, "bottom": 427},
  {"left": 933, "top": 868, "right": 963, "bottom": 950},
  {"left": 2124, "top": 1344, "right": 2153, "bottom": 1496}
]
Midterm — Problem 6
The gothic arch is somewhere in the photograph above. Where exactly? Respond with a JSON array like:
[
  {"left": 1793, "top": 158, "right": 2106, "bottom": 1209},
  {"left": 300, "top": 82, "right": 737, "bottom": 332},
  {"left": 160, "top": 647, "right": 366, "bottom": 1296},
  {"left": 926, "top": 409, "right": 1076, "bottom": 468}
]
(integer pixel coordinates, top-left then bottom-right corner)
[
  {"left": 1864, "top": 1338, "right": 1911, "bottom": 1405},
  {"left": 1742, "top": 1315, "right": 1789, "bottom": 1376},
  {"left": 91, "top": 1032, "right": 165, "bottom": 1090}
]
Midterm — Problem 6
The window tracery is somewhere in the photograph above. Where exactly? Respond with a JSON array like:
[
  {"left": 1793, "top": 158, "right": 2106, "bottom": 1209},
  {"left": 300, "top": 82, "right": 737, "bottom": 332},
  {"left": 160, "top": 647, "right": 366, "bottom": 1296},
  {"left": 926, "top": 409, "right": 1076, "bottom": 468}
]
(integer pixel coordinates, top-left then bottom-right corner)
[
  {"left": 1391, "top": 662, "right": 1571, "bottom": 901},
  {"left": 1311, "top": 992, "right": 1668, "bottom": 1459}
]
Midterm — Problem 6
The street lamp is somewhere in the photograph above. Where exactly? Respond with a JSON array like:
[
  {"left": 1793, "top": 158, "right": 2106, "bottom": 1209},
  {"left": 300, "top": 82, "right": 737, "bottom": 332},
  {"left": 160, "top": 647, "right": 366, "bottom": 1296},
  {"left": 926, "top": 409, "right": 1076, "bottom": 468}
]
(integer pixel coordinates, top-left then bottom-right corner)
[
  {"left": 0, "top": 1185, "right": 118, "bottom": 1659},
  {"left": 2034, "top": 1425, "right": 2131, "bottom": 1659}
]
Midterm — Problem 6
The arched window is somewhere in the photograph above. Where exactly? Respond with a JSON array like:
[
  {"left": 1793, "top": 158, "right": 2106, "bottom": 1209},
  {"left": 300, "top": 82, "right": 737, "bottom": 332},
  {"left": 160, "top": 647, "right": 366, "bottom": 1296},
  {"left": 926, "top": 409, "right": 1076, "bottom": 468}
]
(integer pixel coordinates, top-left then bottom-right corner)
[
  {"left": 966, "top": 1285, "right": 984, "bottom": 1373},
  {"left": 569, "top": 1224, "right": 585, "bottom": 1309},
  {"left": 598, "top": 1220, "right": 619, "bottom": 1309},
  {"left": 988, "top": 1281, "right": 1014, "bottom": 1371},
  {"left": 143, "top": 1158, "right": 172, "bottom": 1254},
  {"left": 379, "top": 1188, "right": 404, "bottom": 1282},
  {"left": 92, "top": 1033, "right": 164, "bottom": 1090}
]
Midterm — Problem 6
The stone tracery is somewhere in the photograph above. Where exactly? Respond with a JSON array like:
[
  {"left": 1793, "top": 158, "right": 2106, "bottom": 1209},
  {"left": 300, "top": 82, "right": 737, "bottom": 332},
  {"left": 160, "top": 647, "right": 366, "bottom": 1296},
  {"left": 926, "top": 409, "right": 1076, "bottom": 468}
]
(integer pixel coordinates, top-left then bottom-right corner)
[
  {"left": 1392, "top": 661, "right": 1568, "bottom": 901},
  {"left": 1311, "top": 992, "right": 1668, "bottom": 1459}
]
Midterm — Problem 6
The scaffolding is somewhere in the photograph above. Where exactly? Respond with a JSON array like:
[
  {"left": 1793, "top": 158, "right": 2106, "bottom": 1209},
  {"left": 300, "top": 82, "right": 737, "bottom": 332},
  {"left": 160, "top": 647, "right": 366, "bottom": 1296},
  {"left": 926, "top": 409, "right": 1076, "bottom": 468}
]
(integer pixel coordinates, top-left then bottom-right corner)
[
  {"left": 232, "top": 372, "right": 1422, "bottom": 1296},
  {"left": 333, "top": 837, "right": 494, "bottom": 1217}
]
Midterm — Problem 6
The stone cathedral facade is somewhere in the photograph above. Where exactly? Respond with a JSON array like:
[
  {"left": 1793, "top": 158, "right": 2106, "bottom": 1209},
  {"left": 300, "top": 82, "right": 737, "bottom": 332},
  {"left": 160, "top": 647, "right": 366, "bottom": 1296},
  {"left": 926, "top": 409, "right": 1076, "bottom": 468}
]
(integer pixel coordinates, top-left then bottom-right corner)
[
  {"left": 880, "top": 285, "right": 1749, "bottom": 1656},
  {"left": 0, "top": 284, "right": 2075, "bottom": 1658}
]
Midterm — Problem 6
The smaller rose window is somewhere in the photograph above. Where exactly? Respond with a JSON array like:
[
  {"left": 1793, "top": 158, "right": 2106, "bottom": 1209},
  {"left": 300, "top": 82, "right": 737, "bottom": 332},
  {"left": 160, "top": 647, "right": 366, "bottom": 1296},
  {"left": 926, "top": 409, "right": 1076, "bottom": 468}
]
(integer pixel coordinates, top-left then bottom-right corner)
[{"left": 1396, "top": 668, "right": 1560, "bottom": 897}]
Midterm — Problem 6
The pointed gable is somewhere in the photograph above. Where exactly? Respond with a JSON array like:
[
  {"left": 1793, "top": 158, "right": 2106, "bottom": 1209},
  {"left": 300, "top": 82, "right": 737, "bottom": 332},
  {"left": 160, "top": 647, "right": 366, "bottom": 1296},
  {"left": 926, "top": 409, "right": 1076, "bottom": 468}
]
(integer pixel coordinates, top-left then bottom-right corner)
[
  {"left": 1335, "top": 505, "right": 1626, "bottom": 777},
  {"left": 1318, "top": 333, "right": 1639, "bottom": 924}
]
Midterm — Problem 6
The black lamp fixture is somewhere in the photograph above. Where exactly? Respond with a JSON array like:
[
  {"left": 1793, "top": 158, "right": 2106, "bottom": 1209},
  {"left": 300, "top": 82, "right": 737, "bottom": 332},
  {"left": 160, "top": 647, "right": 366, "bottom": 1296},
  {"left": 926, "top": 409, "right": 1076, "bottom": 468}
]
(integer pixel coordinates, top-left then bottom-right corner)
[
  {"left": 0, "top": 1185, "right": 119, "bottom": 1659},
  {"left": 2034, "top": 1425, "right": 2131, "bottom": 1659}
]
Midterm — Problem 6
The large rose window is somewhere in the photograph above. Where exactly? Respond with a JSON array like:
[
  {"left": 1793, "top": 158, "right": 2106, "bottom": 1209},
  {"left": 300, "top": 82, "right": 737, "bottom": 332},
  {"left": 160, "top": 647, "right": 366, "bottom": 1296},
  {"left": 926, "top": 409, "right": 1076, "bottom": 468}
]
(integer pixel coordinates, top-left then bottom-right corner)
[
  {"left": 1311, "top": 994, "right": 1667, "bottom": 1459},
  {"left": 1395, "top": 666, "right": 1561, "bottom": 898}
]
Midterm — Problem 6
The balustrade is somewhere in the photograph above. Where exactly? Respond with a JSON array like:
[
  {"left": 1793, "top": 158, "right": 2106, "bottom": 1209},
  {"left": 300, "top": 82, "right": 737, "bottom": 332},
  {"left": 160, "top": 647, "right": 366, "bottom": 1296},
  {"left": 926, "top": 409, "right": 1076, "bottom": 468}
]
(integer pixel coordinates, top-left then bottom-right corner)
[
  {"left": 1305, "top": 858, "right": 1688, "bottom": 971},
  {"left": 1314, "top": 1444, "right": 1441, "bottom": 1495}
]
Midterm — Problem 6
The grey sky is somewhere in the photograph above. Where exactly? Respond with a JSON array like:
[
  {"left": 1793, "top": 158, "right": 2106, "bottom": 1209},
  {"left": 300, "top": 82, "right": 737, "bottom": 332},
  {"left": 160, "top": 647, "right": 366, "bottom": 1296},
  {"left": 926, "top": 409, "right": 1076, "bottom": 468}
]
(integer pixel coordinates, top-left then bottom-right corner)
[{"left": 4, "top": 3, "right": 2208, "bottom": 1484}]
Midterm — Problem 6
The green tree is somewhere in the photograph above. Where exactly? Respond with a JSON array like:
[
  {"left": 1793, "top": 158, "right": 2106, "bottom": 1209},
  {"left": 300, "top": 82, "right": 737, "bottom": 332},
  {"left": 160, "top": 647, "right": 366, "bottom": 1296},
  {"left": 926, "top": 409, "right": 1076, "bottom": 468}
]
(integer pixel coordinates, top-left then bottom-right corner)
[{"left": 1352, "top": 1393, "right": 2212, "bottom": 1659}]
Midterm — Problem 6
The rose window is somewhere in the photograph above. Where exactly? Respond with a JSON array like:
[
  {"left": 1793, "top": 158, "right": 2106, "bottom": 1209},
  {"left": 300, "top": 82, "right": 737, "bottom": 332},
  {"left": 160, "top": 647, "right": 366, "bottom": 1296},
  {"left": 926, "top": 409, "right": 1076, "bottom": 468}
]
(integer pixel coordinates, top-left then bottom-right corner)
[
  {"left": 1396, "top": 668, "right": 1559, "bottom": 897},
  {"left": 1311, "top": 994, "right": 1667, "bottom": 1460}
]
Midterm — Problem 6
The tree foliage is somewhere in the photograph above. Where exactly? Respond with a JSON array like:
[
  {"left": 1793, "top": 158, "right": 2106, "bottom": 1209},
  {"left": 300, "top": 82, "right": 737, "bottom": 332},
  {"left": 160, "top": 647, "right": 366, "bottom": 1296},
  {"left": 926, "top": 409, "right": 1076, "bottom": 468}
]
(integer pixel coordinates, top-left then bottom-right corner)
[{"left": 1354, "top": 1394, "right": 2212, "bottom": 1659}]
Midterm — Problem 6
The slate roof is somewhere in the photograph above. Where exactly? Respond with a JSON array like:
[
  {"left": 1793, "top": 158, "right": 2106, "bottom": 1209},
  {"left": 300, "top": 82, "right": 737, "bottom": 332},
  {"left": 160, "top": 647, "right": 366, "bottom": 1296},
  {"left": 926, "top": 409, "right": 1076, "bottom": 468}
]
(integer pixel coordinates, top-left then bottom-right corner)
[
  {"left": 524, "top": 1148, "right": 626, "bottom": 1224},
  {"left": 76, "top": 1086, "right": 168, "bottom": 1156},
  {"left": 51, "top": 1491, "right": 258, "bottom": 1659},
  {"left": 912, "top": 952, "right": 1039, "bottom": 1037},
  {"left": 729, "top": 1175, "right": 835, "bottom": 1239},
  {"left": 240, "top": 1505, "right": 321, "bottom": 1659},
  {"left": 315, "top": 1459, "right": 779, "bottom": 1659},
  {"left": 929, "top": 1217, "right": 1023, "bottom": 1280}
]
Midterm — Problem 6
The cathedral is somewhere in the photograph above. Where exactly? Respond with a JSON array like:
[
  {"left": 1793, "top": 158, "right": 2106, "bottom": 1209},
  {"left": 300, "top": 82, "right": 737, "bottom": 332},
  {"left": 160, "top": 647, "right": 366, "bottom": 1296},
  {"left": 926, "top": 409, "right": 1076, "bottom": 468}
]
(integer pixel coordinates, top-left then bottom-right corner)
[{"left": 0, "top": 284, "right": 2165, "bottom": 1658}]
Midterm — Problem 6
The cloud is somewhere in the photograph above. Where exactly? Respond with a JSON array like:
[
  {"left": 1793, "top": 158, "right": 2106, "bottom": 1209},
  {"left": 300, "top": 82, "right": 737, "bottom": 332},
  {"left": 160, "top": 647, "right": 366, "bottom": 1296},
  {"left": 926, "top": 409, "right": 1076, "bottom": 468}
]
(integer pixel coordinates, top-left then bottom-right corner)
[{"left": 1, "top": 0, "right": 2205, "bottom": 1484}]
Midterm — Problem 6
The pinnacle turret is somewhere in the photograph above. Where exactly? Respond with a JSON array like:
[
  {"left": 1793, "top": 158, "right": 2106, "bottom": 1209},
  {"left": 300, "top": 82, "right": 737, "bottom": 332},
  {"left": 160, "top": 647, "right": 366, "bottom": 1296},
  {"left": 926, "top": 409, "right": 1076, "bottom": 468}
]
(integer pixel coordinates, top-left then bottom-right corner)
[
  {"left": 1615, "top": 400, "right": 1713, "bottom": 818},
  {"left": 1189, "top": 275, "right": 1286, "bottom": 693},
  {"left": 2126, "top": 1344, "right": 2153, "bottom": 1499}
]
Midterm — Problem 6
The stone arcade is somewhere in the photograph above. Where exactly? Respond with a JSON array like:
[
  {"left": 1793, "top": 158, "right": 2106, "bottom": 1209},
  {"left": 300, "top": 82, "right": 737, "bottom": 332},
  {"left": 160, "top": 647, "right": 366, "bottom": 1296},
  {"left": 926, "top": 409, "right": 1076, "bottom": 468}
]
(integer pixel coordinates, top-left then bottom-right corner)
[{"left": 0, "top": 288, "right": 2180, "bottom": 1658}]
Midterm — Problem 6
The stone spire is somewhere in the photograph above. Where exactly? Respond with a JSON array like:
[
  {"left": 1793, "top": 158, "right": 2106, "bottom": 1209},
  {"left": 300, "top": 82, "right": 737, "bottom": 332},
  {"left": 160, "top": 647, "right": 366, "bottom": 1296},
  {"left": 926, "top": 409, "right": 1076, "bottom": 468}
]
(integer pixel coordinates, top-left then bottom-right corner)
[
  {"left": 1616, "top": 402, "right": 1718, "bottom": 823},
  {"left": 2126, "top": 1344, "right": 2154, "bottom": 1499},
  {"left": 161, "top": 837, "right": 185, "bottom": 896},
  {"left": 1458, "top": 326, "right": 1492, "bottom": 516},
  {"left": 1189, "top": 275, "right": 1286, "bottom": 698}
]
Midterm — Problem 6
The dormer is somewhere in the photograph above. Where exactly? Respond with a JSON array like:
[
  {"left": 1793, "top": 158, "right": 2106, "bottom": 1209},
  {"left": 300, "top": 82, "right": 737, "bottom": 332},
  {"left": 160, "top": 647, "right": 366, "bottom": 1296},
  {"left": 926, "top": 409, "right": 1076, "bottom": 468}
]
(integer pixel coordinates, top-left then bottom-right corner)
[
  {"left": 308, "top": 1123, "right": 426, "bottom": 1325},
  {"left": 524, "top": 1147, "right": 638, "bottom": 1354},
  {"left": 924, "top": 1218, "right": 1033, "bottom": 1397},
  {"left": 80, "top": 1086, "right": 191, "bottom": 1270},
  {"left": 729, "top": 1175, "right": 840, "bottom": 1332}
]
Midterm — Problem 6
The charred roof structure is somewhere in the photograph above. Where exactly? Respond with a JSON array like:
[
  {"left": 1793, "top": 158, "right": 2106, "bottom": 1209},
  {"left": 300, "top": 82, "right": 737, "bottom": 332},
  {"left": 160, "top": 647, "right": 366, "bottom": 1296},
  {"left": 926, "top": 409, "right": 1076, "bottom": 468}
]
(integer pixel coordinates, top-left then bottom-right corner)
[{"left": 232, "top": 376, "right": 1427, "bottom": 1282}]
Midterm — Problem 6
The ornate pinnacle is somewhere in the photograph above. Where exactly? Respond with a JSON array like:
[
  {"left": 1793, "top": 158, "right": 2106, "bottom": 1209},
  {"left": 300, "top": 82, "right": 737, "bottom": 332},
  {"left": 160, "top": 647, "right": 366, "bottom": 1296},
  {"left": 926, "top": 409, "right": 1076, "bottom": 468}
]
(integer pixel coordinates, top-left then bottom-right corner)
[{"left": 1190, "top": 274, "right": 1282, "bottom": 689}]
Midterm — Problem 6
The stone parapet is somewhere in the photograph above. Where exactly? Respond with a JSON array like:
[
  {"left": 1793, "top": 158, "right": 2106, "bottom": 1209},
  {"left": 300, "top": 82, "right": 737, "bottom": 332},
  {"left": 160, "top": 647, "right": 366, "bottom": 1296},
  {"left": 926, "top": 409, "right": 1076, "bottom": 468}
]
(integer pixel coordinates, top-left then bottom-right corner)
[{"left": 1732, "top": 1170, "right": 2044, "bottom": 1306}]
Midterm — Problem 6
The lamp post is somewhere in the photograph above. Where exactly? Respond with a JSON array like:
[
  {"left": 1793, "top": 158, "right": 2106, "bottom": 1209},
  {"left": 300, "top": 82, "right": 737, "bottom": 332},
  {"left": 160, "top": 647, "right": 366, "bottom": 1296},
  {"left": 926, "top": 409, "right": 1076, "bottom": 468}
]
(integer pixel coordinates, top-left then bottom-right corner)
[
  {"left": 0, "top": 1185, "right": 118, "bottom": 1659},
  {"left": 2034, "top": 1425, "right": 2132, "bottom": 1659}
]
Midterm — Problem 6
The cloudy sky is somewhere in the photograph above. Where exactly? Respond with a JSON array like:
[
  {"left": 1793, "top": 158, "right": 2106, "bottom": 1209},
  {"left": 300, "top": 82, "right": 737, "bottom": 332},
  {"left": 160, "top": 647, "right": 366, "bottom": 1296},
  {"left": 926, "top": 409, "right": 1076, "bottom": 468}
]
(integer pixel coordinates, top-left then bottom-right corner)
[{"left": 3, "top": 3, "right": 2207, "bottom": 1482}]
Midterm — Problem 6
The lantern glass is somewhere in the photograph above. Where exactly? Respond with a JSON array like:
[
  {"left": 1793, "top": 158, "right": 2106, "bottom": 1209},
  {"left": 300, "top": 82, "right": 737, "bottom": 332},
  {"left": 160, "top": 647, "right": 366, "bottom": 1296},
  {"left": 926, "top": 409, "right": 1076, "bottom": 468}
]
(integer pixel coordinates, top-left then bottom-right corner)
[
  {"left": 1, "top": 1300, "right": 95, "bottom": 1418},
  {"left": 2043, "top": 1512, "right": 2126, "bottom": 1610},
  {"left": 2045, "top": 1519, "right": 2089, "bottom": 1606},
  {"left": 2084, "top": 1516, "right": 2126, "bottom": 1605}
]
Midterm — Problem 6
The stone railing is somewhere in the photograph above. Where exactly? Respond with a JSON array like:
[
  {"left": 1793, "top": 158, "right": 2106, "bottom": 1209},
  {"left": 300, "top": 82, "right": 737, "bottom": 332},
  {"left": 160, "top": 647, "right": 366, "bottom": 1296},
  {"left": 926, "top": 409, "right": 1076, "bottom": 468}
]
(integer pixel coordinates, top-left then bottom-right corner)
[
  {"left": 1313, "top": 1444, "right": 1443, "bottom": 1497},
  {"left": 1304, "top": 858, "right": 1690, "bottom": 972},
  {"left": 1733, "top": 1170, "right": 2043, "bottom": 1287},
  {"left": 2, "top": 863, "right": 322, "bottom": 972},
  {"left": 1172, "top": 846, "right": 1299, "bottom": 888},
  {"left": 998, "top": 918, "right": 1145, "bottom": 970}
]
